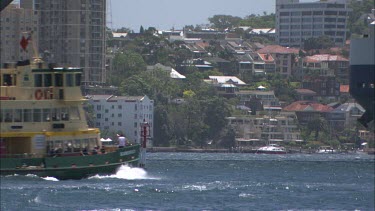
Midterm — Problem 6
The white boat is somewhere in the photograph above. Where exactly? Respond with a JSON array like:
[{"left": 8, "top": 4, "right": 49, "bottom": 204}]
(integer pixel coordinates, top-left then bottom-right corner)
[
  {"left": 256, "top": 144, "right": 287, "bottom": 154},
  {"left": 316, "top": 146, "right": 337, "bottom": 154}
]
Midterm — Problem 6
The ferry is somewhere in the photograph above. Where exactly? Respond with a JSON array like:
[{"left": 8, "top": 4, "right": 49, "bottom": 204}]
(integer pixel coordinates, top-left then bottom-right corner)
[
  {"left": 349, "top": 21, "right": 375, "bottom": 129},
  {"left": 0, "top": 58, "right": 141, "bottom": 180}
]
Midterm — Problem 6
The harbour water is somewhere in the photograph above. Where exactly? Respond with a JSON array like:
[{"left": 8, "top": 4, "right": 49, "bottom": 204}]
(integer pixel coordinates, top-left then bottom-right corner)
[{"left": 1, "top": 152, "right": 374, "bottom": 211}]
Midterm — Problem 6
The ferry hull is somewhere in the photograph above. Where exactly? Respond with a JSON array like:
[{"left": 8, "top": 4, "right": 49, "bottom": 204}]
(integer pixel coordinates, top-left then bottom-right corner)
[{"left": 0, "top": 145, "right": 140, "bottom": 180}]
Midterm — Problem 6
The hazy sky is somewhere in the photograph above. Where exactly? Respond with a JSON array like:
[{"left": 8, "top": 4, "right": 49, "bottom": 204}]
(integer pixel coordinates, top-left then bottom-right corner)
[{"left": 110, "top": 0, "right": 278, "bottom": 31}]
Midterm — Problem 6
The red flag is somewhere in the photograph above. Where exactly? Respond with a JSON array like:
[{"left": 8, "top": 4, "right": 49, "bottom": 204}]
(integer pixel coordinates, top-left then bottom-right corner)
[{"left": 20, "top": 36, "right": 29, "bottom": 50}]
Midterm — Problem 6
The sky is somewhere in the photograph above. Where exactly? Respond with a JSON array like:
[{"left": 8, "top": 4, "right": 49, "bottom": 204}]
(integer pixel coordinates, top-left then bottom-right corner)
[
  {"left": 110, "top": 0, "right": 316, "bottom": 31},
  {"left": 109, "top": 0, "right": 277, "bottom": 31}
]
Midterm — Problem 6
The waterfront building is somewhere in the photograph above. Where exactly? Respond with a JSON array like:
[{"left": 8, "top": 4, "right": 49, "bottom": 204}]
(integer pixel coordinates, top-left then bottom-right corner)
[
  {"left": 275, "top": 0, "right": 351, "bottom": 47},
  {"left": 34, "top": 0, "right": 107, "bottom": 85},
  {"left": 227, "top": 111, "right": 302, "bottom": 147},
  {"left": 0, "top": 2, "right": 38, "bottom": 63},
  {"left": 87, "top": 95, "right": 154, "bottom": 147}
]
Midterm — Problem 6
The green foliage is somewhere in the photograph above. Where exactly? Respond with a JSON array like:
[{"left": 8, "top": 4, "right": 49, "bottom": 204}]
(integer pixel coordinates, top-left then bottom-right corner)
[
  {"left": 347, "top": 0, "right": 375, "bottom": 36},
  {"left": 208, "top": 15, "right": 242, "bottom": 30},
  {"left": 303, "top": 36, "right": 335, "bottom": 51},
  {"left": 110, "top": 51, "right": 146, "bottom": 86},
  {"left": 240, "top": 13, "right": 275, "bottom": 28}
]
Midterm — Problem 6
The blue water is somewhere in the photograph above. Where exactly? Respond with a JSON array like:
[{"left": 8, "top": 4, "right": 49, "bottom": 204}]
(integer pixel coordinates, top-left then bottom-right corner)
[{"left": 1, "top": 153, "right": 374, "bottom": 211}]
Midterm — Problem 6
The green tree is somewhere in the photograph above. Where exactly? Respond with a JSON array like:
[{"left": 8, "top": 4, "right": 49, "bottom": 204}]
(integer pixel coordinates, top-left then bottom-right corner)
[
  {"left": 208, "top": 15, "right": 242, "bottom": 31},
  {"left": 303, "top": 36, "right": 335, "bottom": 51},
  {"left": 110, "top": 51, "right": 146, "bottom": 86}
]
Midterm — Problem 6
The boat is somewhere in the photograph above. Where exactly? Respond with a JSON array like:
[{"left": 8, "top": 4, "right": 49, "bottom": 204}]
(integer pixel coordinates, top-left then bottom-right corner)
[
  {"left": 316, "top": 146, "right": 337, "bottom": 154},
  {"left": 349, "top": 21, "right": 375, "bottom": 129},
  {"left": 256, "top": 144, "right": 287, "bottom": 154},
  {"left": 0, "top": 58, "right": 141, "bottom": 180}
]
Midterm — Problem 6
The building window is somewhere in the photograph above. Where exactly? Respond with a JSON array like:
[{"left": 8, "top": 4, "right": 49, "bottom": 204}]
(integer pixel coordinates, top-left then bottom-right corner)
[
  {"left": 118, "top": 105, "right": 122, "bottom": 109},
  {"left": 134, "top": 122, "right": 137, "bottom": 128},
  {"left": 96, "top": 114, "right": 101, "bottom": 119},
  {"left": 97, "top": 105, "right": 101, "bottom": 110},
  {"left": 105, "top": 109, "right": 108, "bottom": 113},
  {"left": 118, "top": 122, "right": 122, "bottom": 126},
  {"left": 118, "top": 113, "right": 122, "bottom": 117}
]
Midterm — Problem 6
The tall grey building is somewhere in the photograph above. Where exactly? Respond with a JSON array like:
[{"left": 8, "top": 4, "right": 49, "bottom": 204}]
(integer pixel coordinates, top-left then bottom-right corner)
[
  {"left": 0, "top": 2, "right": 38, "bottom": 63},
  {"left": 275, "top": 0, "right": 352, "bottom": 47},
  {"left": 34, "top": 0, "right": 107, "bottom": 85}
]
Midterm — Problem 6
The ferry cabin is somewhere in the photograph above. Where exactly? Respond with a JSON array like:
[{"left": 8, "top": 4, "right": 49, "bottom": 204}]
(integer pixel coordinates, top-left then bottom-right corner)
[{"left": 0, "top": 59, "right": 101, "bottom": 158}]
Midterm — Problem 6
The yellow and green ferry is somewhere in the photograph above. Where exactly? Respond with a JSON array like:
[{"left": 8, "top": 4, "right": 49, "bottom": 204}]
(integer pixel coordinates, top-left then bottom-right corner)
[{"left": 0, "top": 58, "right": 140, "bottom": 180}]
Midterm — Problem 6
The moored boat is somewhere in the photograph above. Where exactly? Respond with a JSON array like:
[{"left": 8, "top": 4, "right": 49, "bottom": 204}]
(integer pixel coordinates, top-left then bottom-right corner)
[
  {"left": 0, "top": 58, "right": 141, "bottom": 180},
  {"left": 256, "top": 144, "right": 287, "bottom": 154}
]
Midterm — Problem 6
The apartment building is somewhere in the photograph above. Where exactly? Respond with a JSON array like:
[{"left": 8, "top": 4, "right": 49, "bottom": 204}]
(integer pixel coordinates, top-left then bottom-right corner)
[
  {"left": 227, "top": 112, "right": 302, "bottom": 144},
  {"left": 87, "top": 95, "right": 154, "bottom": 147},
  {"left": 275, "top": 0, "right": 351, "bottom": 47},
  {"left": 0, "top": 2, "right": 38, "bottom": 63},
  {"left": 34, "top": 0, "right": 106, "bottom": 85}
]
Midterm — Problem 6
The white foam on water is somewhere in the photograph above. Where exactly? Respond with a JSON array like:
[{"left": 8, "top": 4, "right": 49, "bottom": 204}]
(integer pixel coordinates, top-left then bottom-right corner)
[
  {"left": 89, "top": 165, "right": 160, "bottom": 180},
  {"left": 42, "top": 176, "right": 59, "bottom": 181}
]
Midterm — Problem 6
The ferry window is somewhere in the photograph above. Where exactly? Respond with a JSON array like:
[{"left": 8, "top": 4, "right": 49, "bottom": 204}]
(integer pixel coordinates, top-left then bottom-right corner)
[
  {"left": 23, "top": 109, "right": 32, "bottom": 122},
  {"left": 75, "top": 74, "right": 81, "bottom": 86},
  {"left": 43, "top": 109, "right": 51, "bottom": 122},
  {"left": 52, "top": 108, "right": 60, "bottom": 121},
  {"left": 357, "top": 82, "right": 366, "bottom": 88},
  {"left": 82, "top": 139, "right": 89, "bottom": 150},
  {"left": 73, "top": 139, "right": 81, "bottom": 152},
  {"left": 34, "top": 74, "right": 42, "bottom": 87},
  {"left": 44, "top": 74, "right": 52, "bottom": 87},
  {"left": 4, "top": 109, "right": 13, "bottom": 122},
  {"left": 61, "top": 108, "right": 69, "bottom": 121},
  {"left": 3, "top": 74, "right": 13, "bottom": 86},
  {"left": 69, "top": 107, "right": 80, "bottom": 120},
  {"left": 14, "top": 109, "right": 22, "bottom": 122},
  {"left": 370, "top": 84, "right": 374, "bottom": 89},
  {"left": 23, "top": 74, "right": 29, "bottom": 81},
  {"left": 33, "top": 109, "right": 42, "bottom": 122},
  {"left": 55, "top": 73, "right": 63, "bottom": 87},
  {"left": 66, "top": 74, "right": 74, "bottom": 87}
]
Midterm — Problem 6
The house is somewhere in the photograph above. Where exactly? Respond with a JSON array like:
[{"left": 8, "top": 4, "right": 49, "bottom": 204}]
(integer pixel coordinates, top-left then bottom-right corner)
[
  {"left": 297, "top": 54, "right": 349, "bottom": 83},
  {"left": 205, "top": 76, "right": 246, "bottom": 98},
  {"left": 147, "top": 63, "right": 186, "bottom": 79},
  {"left": 295, "top": 88, "right": 317, "bottom": 101},
  {"left": 257, "top": 45, "right": 300, "bottom": 78},
  {"left": 282, "top": 101, "right": 333, "bottom": 125},
  {"left": 301, "top": 76, "right": 340, "bottom": 102},
  {"left": 87, "top": 95, "right": 154, "bottom": 147},
  {"left": 326, "top": 103, "right": 365, "bottom": 130},
  {"left": 237, "top": 89, "right": 281, "bottom": 113}
]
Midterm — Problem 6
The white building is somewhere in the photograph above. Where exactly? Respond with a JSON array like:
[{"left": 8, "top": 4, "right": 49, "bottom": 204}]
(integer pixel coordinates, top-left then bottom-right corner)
[
  {"left": 276, "top": 0, "right": 352, "bottom": 47},
  {"left": 87, "top": 95, "right": 154, "bottom": 147}
]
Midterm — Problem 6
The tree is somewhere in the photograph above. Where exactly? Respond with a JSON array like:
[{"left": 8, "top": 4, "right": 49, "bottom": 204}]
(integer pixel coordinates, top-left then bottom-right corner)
[
  {"left": 303, "top": 36, "right": 335, "bottom": 51},
  {"left": 139, "top": 25, "right": 144, "bottom": 34},
  {"left": 208, "top": 15, "right": 242, "bottom": 31},
  {"left": 110, "top": 51, "right": 146, "bottom": 86}
]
